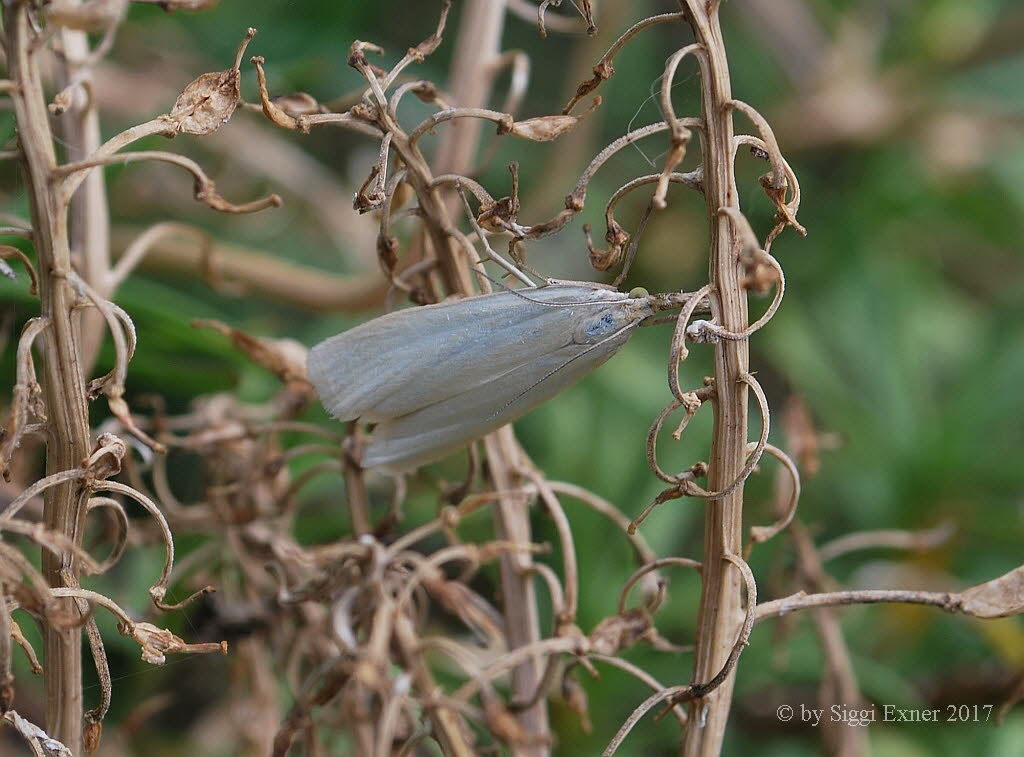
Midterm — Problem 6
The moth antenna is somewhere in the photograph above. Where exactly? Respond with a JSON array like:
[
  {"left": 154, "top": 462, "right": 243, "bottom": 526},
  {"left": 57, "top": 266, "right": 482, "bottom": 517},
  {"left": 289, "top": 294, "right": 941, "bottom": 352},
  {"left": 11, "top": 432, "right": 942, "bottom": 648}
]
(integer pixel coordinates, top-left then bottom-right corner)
[
  {"left": 488, "top": 320, "right": 643, "bottom": 420},
  {"left": 470, "top": 265, "right": 520, "bottom": 294},
  {"left": 639, "top": 307, "right": 712, "bottom": 328},
  {"left": 471, "top": 265, "right": 636, "bottom": 309}
]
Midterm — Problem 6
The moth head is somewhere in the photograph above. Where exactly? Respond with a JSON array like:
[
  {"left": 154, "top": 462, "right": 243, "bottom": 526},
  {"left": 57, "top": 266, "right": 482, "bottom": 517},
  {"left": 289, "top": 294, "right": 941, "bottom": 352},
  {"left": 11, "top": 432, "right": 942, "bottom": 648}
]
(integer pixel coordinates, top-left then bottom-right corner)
[{"left": 572, "top": 296, "right": 655, "bottom": 345}]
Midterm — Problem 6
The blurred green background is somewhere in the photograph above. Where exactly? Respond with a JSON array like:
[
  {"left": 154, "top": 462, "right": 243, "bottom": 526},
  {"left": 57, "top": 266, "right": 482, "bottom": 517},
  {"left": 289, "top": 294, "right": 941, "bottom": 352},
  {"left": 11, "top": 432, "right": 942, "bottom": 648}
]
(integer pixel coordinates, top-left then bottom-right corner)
[{"left": 1, "top": 0, "right": 1023, "bottom": 754}]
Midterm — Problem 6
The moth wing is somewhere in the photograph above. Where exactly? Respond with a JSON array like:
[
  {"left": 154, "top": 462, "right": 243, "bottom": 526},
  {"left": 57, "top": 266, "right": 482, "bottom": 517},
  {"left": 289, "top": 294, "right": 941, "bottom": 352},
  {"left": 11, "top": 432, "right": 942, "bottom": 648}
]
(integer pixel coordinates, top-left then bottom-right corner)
[
  {"left": 362, "top": 325, "right": 635, "bottom": 473},
  {"left": 308, "top": 286, "right": 624, "bottom": 422}
]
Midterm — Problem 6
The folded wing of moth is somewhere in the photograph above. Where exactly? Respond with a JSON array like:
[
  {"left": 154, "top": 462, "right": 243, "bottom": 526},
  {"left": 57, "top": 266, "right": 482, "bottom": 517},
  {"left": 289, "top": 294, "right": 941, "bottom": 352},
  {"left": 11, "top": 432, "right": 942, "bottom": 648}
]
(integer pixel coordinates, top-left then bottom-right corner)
[{"left": 307, "top": 284, "right": 655, "bottom": 473}]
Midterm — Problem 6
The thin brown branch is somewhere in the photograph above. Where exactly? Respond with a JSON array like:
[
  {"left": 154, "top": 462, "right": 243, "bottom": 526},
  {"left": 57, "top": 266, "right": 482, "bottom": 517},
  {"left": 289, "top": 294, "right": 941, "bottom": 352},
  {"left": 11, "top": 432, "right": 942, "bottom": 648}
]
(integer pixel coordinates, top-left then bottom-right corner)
[
  {"left": 1, "top": 317, "right": 49, "bottom": 481},
  {"left": 618, "top": 557, "right": 702, "bottom": 615},
  {"left": 54, "top": 150, "right": 282, "bottom": 213},
  {"left": 57, "top": 117, "right": 175, "bottom": 202},
  {"left": 755, "top": 566, "right": 1024, "bottom": 622},
  {"left": 756, "top": 589, "right": 960, "bottom": 621},
  {"left": 818, "top": 522, "right": 956, "bottom": 562},
  {"left": 564, "top": 12, "right": 685, "bottom": 114},
  {"left": 745, "top": 443, "right": 801, "bottom": 549},
  {"left": 588, "top": 654, "right": 688, "bottom": 727},
  {"left": 49, "top": 588, "right": 226, "bottom": 664},
  {"left": 543, "top": 481, "right": 658, "bottom": 566},
  {"left": 111, "top": 226, "right": 388, "bottom": 313}
]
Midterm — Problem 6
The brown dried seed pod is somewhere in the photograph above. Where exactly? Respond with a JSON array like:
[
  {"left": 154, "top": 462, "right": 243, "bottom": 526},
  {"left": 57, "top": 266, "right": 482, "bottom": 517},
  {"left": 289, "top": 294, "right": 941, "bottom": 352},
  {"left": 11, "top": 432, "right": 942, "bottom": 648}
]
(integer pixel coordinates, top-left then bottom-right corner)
[
  {"left": 167, "top": 28, "right": 256, "bottom": 135},
  {"left": 168, "top": 69, "right": 241, "bottom": 136},
  {"left": 506, "top": 114, "right": 581, "bottom": 142}
]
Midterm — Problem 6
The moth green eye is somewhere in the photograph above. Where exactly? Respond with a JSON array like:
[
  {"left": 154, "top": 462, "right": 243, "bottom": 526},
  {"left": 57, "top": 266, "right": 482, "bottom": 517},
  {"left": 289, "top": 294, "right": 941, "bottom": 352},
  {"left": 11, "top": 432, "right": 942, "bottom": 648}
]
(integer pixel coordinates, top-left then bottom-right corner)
[{"left": 628, "top": 286, "right": 649, "bottom": 299}]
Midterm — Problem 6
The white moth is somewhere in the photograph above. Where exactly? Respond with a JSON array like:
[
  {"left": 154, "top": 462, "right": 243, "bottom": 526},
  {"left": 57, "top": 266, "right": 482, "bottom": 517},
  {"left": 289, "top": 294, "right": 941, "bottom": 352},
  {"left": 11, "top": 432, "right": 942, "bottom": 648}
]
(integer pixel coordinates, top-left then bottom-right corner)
[{"left": 307, "top": 284, "right": 655, "bottom": 473}]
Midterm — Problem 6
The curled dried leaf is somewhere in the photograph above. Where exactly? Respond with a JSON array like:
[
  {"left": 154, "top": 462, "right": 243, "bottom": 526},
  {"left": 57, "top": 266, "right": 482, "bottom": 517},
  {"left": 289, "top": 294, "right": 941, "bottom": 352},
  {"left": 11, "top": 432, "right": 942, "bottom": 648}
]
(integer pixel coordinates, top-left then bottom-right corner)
[
  {"left": 410, "top": 80, "right": 442, "bottom": 105},
  {"left": 3, "top": 710, "right": 71, "bottom": 756},
  {"left": 0, "top": 246, "right": 38, "bottom": 295},
  {"left": 250, "top": 56, "right": 301, "bottom": 131},
  {"left": 477, "top": 197, "right": 518, "bottom": 232},
  {"left": 9, "top": 619, "right": 42, "bottom": 674},
  {"left": 122, "top": 620, "right": 227, "bottom": 665},
  {"left": 564, "top": 61, "right": 613, "bottom": 115},
  {"left": 192, "top": 319, "right": 310, "bottom": 385},
  {"left": 587, "top": 608, "right": 654, "bottom": 656},
  {"left": 759, "top": 174, "right": 806, "bottom": 237},
  {"left": 744, "top": 255, "right": 781, "bottom": 294},
  {"left": 584, "top": 222, "right": 626, "bottom": 272},
  {"left": 270, "top": 92, "right": 325, "bottom": 119},
  {"left": 83, "top": 433, "right": 127, "bottom": 480},
  {"left": 105, "top": 395, "right": 165, "bottom": 453}
]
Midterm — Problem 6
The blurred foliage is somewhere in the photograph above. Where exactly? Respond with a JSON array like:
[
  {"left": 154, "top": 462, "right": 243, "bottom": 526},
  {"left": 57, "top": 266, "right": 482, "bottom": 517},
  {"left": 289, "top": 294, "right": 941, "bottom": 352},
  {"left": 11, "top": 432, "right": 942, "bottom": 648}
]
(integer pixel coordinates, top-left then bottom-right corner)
[{"left": 1, "top": 0, "right": 1023, "bottom": 754}]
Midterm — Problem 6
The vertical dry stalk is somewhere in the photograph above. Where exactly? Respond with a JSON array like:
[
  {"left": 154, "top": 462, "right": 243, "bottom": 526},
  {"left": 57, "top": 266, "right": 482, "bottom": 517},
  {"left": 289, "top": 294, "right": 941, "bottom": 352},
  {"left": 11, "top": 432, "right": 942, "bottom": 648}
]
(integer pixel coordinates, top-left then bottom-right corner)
[
  {"left": 433, "top": 1, "right": 550, "bottom": 751},
  {"left": 55, "top": 12, "right": 111, "bottom": 375},
  {"left": 4, "top": 4, "right": 91, "bottom": 751},
  {"left": 434, "top": 0, "right": 507, "bottom": 175},
  {"left": 679, "top": 3, "right": 748, "bottom": 755},
  {"left": 2, "top": 6, "right": 248, "bottom": 751}
]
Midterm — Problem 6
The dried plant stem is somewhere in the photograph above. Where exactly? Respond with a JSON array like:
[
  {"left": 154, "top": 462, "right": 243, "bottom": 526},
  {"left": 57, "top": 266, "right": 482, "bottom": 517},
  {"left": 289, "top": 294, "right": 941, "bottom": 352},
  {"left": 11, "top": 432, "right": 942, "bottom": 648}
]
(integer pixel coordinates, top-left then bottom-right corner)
[
  {"left": 789, "top": 522, "right": 868, "bottom": 757},
  {"left": 433, "top": 1, "right": 549, "bottom": 752},
  {"left": 679, "top": 3, "right": 749, "bottom": 755},
  {"left": 56, "top": 16, "right": 112, "bottom": 376},
  {"left": 434, "top": 0, "right": 506, "bottom": 175},
  {"left": 393, "top": 612, "right": 474, "bottom": 757},
  {"left": 754, "top": 587, "right": 1014, "bottom": 621},
  {"left": 351, "top": 1, "right": 554, "bottom": 752},
  {"left": 4, "top": 4, "right": 90, "bottom": 751},
  {"left": 111, "top": 226, "right": 388, "bottom": 313}
]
